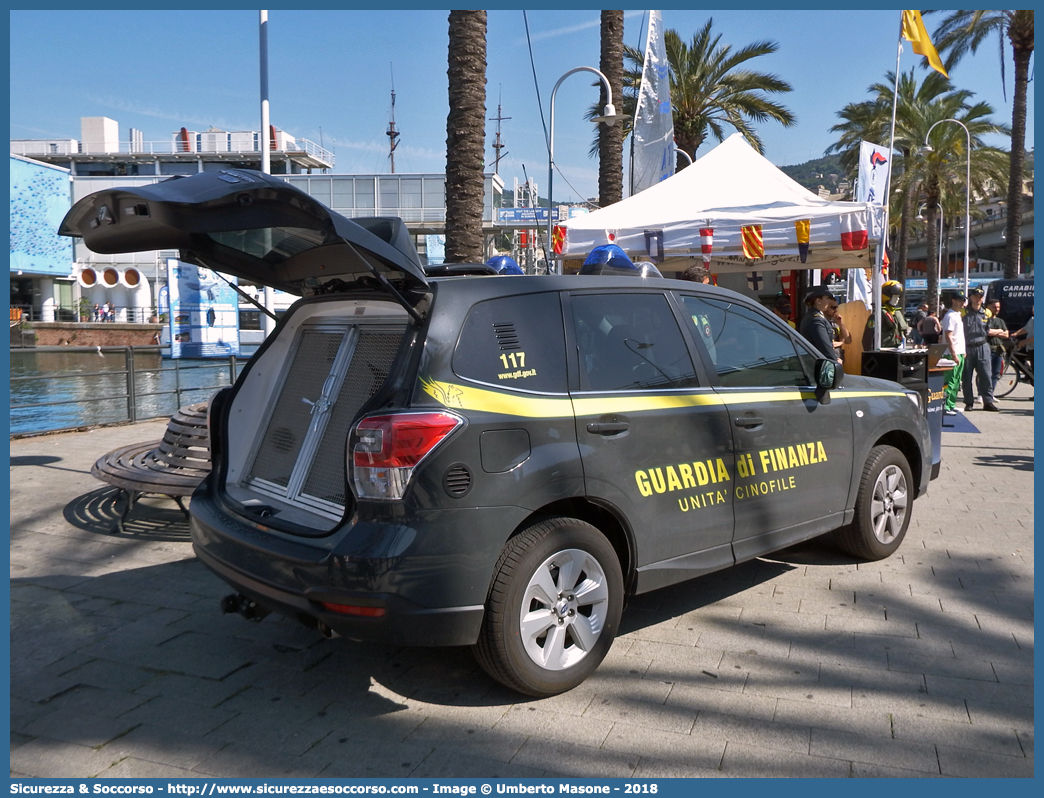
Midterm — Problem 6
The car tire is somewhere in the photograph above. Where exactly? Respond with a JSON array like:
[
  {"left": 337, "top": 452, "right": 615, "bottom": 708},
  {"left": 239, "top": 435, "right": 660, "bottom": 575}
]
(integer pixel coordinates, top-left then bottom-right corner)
[
  {"left": 834, "top": 445, "right": 913, "bottom": 561},
  {"left": 473, "top": 516, "right": 623, "bottom": 696}
]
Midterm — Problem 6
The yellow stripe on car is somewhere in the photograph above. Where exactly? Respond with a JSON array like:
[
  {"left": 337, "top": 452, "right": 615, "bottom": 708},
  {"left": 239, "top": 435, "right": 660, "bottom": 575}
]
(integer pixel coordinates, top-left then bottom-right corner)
[
  {"left": 421, "top": 378, "right": 909, "bottom": 419},
  {"left": 421, "top": 377, "right": 574, "bottom": 418}
]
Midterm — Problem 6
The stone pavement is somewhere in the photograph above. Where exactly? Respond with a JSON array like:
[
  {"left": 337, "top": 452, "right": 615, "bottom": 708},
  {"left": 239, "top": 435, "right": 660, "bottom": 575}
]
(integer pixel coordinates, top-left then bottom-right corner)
[{"left": 9, "top": 384, "right": 1034, "bottom": 779}]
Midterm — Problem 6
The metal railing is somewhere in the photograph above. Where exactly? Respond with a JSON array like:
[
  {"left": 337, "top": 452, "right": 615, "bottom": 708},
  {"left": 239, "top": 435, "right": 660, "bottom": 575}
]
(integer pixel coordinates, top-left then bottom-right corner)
[
  {"left": 10, "top": 346, "right": 241, "bottom": 435},
  {"left": 11, "top": 304, "right": 161, "bottom": 325},
  {"left": 10, "top": 137, "right": 335, "bottom": 165},
  {"left": 907, "top": 203, "right": 1035, "bottom": 243}
]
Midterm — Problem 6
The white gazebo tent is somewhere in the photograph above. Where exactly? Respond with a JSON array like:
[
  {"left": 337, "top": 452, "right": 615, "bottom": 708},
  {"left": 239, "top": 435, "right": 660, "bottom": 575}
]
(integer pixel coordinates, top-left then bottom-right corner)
[{"left": 560, "top": 134, "right": 881, "bottom": 274}]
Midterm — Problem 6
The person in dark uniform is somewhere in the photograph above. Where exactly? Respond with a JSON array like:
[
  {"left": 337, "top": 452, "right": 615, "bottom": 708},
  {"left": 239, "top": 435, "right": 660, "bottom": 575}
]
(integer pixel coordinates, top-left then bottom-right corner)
[
  {"left": 986, "top": 298, "right": 1010, "bottom": 390},
  {"left": 825, "top": 296, "right": 852, "bottom": 361},
  {"left": 961, "top": 286, "right": 999, "bottom": 412},
  {"left": 799, "top": 285, "right": 839, "bottom": 362}
]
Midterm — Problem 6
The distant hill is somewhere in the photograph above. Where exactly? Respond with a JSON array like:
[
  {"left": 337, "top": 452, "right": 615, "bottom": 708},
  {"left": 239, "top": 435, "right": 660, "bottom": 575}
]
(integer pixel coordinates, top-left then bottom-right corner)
[
  {"left": 779, "top": 148, "right": 1034, "bottom": 198},
  {"left": 780, "top": 154, "right": 847, "bottom": 196}
]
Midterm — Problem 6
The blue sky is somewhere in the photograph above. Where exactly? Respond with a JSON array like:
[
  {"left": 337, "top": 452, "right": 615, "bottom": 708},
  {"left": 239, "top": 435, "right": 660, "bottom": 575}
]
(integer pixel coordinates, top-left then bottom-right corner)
[{"left": 9, "top": 7, "right": 1033, "bottom": 205}]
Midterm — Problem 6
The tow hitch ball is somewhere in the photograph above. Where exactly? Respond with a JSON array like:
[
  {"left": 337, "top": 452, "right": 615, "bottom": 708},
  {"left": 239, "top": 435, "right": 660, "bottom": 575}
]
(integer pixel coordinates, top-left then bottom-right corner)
[{"left": 221, "top": 593, "right": 269, "bottom": 622}]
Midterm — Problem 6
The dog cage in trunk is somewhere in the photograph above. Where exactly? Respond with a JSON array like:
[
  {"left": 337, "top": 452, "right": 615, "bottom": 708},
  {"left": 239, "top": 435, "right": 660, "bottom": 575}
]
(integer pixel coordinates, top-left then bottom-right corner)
[{"left": 242, "top": 320, "right": 407, "bottom": 522}]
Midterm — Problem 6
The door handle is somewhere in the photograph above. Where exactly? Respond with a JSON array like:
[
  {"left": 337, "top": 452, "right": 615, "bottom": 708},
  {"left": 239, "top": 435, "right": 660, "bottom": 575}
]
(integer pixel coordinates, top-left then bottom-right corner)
[
  {"left": 586, "top": 421, "right": 629, "bottom": 435},
  {"left": 734, "top": 416, "right": 764, "bottom": 429}
]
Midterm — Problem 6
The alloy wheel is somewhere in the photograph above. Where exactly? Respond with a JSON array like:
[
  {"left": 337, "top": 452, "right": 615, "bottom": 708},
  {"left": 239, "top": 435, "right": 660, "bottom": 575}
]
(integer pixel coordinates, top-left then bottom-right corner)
[{"left": 519, "top": 548, "right": 610, "bottom": 671}]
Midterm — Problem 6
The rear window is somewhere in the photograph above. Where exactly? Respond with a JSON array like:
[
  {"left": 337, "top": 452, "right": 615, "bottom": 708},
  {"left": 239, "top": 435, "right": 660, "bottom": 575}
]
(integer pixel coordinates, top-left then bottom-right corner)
[
  {"left": 208, "top": 227, "right": 327, "bottom": 263},
  {"left": 452, "top": 293, "right": 567, "bottom": 393}
]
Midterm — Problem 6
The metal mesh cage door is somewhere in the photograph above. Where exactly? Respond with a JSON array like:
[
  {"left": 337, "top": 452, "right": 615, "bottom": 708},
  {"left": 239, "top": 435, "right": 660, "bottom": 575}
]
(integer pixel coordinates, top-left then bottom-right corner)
[
  {"left": 299, "top": 328, "right": 405, "bottom": 508},
  {"left": 244, "top": 322, "right": 406, "bottom": 519},
  {"left": 247, "top": 328, "right": 346, "bottom": 492}
]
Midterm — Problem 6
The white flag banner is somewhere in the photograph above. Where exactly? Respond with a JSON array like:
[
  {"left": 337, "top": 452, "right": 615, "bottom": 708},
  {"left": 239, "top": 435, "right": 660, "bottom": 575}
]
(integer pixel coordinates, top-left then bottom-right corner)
[
  {"left": 849, "top": 266, "right": 872, "bottom": 309},
  {"left": 630, "top": 10, "right": 675, "bottom": 195},
  {"left": 857, "top": 141, "right": 890, "bottom": 206},
  {"left": 857, "top": 141, "right": 890, "bottom": 239}
]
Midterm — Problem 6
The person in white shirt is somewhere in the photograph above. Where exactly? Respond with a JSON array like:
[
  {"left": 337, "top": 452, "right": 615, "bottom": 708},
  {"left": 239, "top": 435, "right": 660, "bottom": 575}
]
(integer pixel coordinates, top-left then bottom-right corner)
[{"left": 941, "top": 291, "right": 967, "bottom": 415}]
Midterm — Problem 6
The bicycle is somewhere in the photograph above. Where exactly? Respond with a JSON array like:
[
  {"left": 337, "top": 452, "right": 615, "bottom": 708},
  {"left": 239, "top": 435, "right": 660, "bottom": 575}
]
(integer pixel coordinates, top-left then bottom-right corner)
[{"left": 994, "top": 342, "right": 1034, "bottom": 398}]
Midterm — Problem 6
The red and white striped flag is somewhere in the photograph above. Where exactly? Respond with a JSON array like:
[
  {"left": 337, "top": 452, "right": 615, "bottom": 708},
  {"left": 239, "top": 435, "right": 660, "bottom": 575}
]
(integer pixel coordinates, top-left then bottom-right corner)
[
  {"left": 840, "top": 213, "right": 868, "bottom": 251},
  {"left": 700, "top": 228, "right": 714, "bottom": 265}
]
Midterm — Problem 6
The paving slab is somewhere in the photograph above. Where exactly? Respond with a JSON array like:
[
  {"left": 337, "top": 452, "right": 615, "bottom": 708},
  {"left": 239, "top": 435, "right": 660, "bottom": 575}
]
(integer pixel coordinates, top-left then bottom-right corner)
[
  {"left": 492, "top": 705, "right": 611, "bottom": 750},
  {"left": 8, "top": 384, "right": 1034, "bottom": 777},
  {"left": 936, "top": 743, "right": 1034, "bottom": 778}
]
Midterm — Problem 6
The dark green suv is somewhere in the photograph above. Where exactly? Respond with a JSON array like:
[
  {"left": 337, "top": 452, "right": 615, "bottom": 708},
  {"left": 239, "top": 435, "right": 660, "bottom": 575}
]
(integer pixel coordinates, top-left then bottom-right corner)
[{"left": 62, "top": 170, "right": 933, "bottom": 696}]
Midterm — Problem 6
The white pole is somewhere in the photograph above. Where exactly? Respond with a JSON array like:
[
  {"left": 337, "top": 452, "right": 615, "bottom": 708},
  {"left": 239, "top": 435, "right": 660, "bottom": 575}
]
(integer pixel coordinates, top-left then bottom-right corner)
[
  {"left": 259, "top": 11, "right": 276, "bottom": 339},
  {"left": 937, "top": 209, "right": 943, "bottom": 307},
  {"left": 547, "top": 66, "right": 616, "bottom": 275},
  {"left": 260, "top": 11, "right": 271, "bottom": 176},
  {"left": 925, "top": 119, "right": 972, "bottom": 299},
  {"left": 963, "top": 132, "right": 971, "bottom": 297},
  {"left": 876, "top": 17, "right": 904, "bottom": 350}
]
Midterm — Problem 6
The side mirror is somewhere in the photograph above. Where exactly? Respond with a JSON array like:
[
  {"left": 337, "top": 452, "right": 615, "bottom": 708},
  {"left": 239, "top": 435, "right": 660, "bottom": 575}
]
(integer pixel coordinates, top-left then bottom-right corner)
[{"left": 814, "top": 359, "right": 843, "bottom": 403}]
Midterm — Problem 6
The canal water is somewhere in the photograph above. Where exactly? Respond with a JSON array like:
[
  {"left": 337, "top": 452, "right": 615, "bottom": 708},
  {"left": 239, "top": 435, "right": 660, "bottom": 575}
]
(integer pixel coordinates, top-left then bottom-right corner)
[{"left": 10, "top": 348, "right": 255, "bottom": 435}]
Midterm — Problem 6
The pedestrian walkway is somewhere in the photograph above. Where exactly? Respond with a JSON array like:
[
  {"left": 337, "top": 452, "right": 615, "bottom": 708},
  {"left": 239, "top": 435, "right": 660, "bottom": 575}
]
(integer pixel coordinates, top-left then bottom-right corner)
[{"left": 9, "top": 384, "right": 1034, "bottom": 778}]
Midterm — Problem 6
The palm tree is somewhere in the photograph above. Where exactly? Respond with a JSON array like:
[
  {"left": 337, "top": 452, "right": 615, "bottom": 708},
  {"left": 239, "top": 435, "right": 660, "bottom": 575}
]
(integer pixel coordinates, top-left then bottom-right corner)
[
  {"left": 668, "top": 21, "right": 796, "bottom": 161},
  {"left": 905, "top": 102, "right": 1009, "bottom": 308},
  {"left": 588, "top": 19, "right": 795, "bottom": 170},
  {"left": 444, "top": 10, "right": 487, "bottom": 264},
  {"left": 929, "top": 10, "right": 1034, "bottom": 277},
  {"left": 827, "top": 70, "right": 958, "bottom": 285},
  {"left": 598, "top": 10, "right": 624, "bottom": 207}
]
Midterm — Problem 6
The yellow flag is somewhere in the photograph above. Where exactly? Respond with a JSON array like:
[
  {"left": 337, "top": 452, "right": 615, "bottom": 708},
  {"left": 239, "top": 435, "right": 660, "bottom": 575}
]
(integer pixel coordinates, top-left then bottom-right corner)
[
  {"left": 795, "top": 219, "right": 810, "bottom": 263},
  {"left": 902, "top": 10, "right": 948, "bottom": 78},
  {"left": 741, "top": 225, "right": 764, "bottom": 259}
]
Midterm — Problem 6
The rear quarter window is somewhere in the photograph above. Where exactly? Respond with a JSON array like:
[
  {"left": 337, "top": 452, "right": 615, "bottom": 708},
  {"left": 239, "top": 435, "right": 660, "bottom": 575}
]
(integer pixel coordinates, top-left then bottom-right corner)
[{"left": 452, "top": 292, "right": 567, "bottom": 392}]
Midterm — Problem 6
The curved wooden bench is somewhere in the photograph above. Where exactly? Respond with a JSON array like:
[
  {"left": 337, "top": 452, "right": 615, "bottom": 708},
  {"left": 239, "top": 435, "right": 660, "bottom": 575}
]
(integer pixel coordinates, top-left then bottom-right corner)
[{"left": 91, "top": 402, "right": 211, "bottom": 532}]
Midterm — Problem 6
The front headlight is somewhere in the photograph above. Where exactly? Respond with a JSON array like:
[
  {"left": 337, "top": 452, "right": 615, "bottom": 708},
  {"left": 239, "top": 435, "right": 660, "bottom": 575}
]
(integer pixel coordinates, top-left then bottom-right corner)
[{"left": 905, "top": 391, "right": 921, "bottom": 411}]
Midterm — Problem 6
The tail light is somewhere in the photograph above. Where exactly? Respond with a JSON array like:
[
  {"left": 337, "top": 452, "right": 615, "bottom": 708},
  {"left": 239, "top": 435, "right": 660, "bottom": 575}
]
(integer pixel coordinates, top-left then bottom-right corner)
[{"left": 350, "top": 411, "right": 464, "bottom": 500}]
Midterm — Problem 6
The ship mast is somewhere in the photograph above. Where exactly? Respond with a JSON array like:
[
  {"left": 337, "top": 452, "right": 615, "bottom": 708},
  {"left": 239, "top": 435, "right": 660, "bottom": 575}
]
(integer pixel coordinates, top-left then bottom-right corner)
[
  {"left": 387, "top": 63, "right": 400, "bottom": 173},
  {"left": 489, "top": 85, "right": 510, "bottom": 175}
]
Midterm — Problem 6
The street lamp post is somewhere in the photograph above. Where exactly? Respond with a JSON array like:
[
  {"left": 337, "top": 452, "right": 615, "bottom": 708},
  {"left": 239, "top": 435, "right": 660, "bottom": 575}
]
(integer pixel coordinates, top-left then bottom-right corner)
[
  {"left": 547, "top": 66, "right": 617, "bottom": 274},
  {"left": 924, "top": 118, "right": 971, "bottom": 297},
  {"left": 917, "top": 202, "right": 944, "bottom": 310}
]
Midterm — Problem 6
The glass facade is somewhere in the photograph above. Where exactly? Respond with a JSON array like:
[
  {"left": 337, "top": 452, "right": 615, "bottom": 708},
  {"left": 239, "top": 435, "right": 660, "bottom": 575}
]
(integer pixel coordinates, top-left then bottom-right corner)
[{"left": 284, "top": 173, "right": 502, "bottom": 225}]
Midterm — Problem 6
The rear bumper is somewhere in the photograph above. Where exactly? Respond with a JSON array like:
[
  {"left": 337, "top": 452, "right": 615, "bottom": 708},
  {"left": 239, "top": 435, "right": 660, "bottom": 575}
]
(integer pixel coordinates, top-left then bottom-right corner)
[
  {"left": 193, "top": 541, "right": 484, "bottom": 646},
  {"left": 188, "top": 489, "right": 522, "bottom": 647}
]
